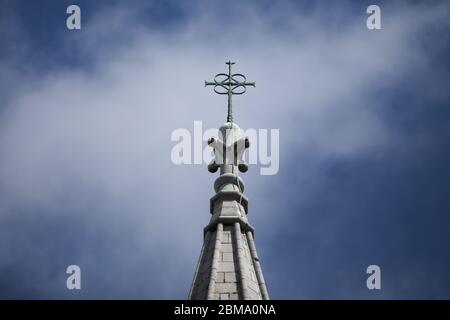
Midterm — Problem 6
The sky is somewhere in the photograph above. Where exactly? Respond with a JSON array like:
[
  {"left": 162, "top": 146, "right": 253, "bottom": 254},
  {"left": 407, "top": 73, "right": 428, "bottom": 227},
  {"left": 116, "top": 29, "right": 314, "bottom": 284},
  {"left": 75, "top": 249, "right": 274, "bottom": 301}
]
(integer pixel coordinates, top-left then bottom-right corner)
[{"left": 0, "top": 0, "right": 449, "bottom": 299}]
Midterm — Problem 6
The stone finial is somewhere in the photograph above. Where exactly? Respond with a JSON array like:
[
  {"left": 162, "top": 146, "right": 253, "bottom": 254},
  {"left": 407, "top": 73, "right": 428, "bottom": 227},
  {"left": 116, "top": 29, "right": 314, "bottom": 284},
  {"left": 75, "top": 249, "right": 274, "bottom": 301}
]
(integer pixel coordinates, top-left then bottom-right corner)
[{"left": 207, "top": 122, "right": 250, "bottom": 174}]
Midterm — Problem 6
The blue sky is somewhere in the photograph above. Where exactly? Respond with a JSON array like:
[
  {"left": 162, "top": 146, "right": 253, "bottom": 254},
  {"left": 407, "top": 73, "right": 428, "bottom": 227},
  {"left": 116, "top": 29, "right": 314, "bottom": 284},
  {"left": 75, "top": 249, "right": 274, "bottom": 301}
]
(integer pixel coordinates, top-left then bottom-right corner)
[{"left": 0, "top": 0, "right": 450, "bottom": 299}]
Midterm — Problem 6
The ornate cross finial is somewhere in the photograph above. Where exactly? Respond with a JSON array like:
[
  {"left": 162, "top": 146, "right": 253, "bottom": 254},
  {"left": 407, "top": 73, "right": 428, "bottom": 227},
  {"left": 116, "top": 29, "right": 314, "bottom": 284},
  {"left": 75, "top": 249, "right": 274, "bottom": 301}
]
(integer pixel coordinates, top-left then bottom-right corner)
[{"left": 205, "top": 61, "right": 255, "bottom": 123}]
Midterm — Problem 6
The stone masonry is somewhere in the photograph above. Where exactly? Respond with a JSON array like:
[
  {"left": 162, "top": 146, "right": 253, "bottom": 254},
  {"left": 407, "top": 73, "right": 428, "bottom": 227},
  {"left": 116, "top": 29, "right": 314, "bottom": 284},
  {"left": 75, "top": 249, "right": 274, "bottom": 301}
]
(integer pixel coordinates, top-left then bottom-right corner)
[{"left": 188, "top": 122, "right": 269, "bottom": 300}]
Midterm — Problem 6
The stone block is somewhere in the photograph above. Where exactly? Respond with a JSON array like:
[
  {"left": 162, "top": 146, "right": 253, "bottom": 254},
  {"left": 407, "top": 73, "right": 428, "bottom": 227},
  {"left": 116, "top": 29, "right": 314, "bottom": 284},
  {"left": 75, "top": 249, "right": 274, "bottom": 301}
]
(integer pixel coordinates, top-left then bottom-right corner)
[
  {"left": 220, "top": 293, "right": 230, "bottom": 300},
  {"left": 221, "top": 243, "right": 233, "bottom": 253},
  {"left": 222, "top": 252, "right": 234, "bottom": 262},
  {"left": 217, "top": 262, "right": 235, "bottom": 272},
  {"left": 216, "top": 272, "right": 225, "bottom": 283},
  {"left": 215, "top": 282, "right": 238, "bottom": 293},
  {"left": 225, "top": 272, "right": 237, "bottom": 283}
]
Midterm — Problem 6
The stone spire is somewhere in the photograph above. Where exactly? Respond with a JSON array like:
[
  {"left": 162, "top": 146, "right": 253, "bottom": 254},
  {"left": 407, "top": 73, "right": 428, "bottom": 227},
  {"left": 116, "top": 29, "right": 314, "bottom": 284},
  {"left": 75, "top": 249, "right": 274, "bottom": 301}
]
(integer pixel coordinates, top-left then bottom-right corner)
[{"left": 188, "top": 62, "right": 269, "bottom": 300}]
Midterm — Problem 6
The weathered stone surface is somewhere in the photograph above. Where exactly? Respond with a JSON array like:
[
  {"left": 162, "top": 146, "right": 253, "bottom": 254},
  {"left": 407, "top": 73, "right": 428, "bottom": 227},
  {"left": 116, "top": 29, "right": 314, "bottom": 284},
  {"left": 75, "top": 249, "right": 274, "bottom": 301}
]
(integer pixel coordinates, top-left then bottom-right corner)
[
  {"left": 215, "top": 282, "right": 238, "bottom": 293},
  {"left": 217, "top": 262, "right": 235, "bottom": 272},
  {"left": 216, "top": 272, "right": 225, "bottom": 283},
  {"left": 220, "top": 293, "right": 230, "bottom": 300},
  {"left": 225, "top": 272, "right": 237, "bottom": 283},
  {"left": 222, "top": 252, "right": 234, "bottom": 262}
]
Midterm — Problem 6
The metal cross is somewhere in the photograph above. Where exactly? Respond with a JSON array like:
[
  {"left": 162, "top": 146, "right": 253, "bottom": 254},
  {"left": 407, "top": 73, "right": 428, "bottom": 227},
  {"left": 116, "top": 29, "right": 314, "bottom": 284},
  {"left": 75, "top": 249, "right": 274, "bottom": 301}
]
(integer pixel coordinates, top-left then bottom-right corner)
[{"left": 205, "top": 61, "right": 255, "bottom": 123}]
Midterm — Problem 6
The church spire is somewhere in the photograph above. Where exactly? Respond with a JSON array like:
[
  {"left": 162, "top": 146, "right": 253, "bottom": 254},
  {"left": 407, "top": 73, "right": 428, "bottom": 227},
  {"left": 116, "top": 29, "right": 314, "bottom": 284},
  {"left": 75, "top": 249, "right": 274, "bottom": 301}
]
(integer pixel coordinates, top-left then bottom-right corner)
[{"left": 189, "top": 62, "right": 269, "bottom": 300}]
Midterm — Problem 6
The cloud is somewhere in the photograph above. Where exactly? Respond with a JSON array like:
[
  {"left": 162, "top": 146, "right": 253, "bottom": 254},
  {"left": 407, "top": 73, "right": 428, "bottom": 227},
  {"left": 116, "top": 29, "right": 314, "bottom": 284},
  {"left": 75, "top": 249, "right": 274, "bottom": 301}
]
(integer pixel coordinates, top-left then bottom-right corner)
[{"left": 0, "top": 1, "right": 449, "bottom": 298}]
